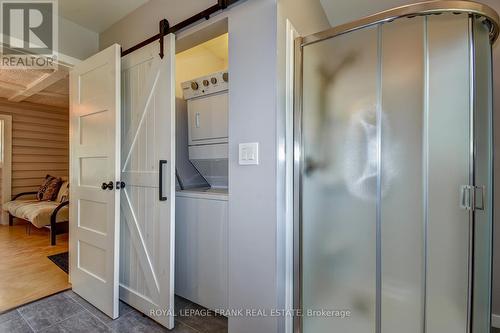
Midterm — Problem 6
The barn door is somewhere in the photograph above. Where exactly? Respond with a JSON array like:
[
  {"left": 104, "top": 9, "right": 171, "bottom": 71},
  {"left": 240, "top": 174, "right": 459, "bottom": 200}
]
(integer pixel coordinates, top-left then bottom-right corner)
[
  {"left": 119, "top": 35, "right": 176, "bottom": 329},
  {"left": 69, "top": 44, "right": 121, "bottom": 319}
]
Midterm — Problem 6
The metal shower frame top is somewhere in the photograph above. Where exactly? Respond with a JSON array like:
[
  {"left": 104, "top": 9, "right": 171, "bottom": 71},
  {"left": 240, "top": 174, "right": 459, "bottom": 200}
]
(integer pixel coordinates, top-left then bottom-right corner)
[{"left": 300, "top": 0, "right": 500, "bottom": 47}]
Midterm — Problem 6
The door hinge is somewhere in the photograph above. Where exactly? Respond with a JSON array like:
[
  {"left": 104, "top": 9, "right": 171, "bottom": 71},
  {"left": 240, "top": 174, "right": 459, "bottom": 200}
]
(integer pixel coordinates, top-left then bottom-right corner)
[{"left": 460, "top": 185, "right": 486, "bottom": 211}]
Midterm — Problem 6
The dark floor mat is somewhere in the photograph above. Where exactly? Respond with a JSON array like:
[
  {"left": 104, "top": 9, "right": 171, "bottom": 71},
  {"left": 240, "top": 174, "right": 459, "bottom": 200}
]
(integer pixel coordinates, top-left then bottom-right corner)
[{"left": 47, "top": 252, "right": 68, "bottom": 274}]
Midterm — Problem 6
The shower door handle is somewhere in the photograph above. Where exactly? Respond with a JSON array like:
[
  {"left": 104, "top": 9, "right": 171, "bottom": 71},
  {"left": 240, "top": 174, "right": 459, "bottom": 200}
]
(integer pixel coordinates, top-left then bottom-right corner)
[
  {"left": 474, "top": 185, "right": 486, "bottom": 211},
  {"left": 159, "top": 160, "right": 168, "bottom": 201},
  {"left": 460, "top": 185, "right": 473, "bottom": 210},
  {"left": 460, "top": 185, "right": 486, "bottom": 211}
]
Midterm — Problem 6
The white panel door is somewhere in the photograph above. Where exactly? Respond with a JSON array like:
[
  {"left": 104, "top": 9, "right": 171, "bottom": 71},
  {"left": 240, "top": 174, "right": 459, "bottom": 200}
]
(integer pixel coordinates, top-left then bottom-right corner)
[
  {"left": 69, "top": 44, "right": 121, "bottom": 319},
  {"left": 119, "top": 35, "right": 176, "bottom": 329}
]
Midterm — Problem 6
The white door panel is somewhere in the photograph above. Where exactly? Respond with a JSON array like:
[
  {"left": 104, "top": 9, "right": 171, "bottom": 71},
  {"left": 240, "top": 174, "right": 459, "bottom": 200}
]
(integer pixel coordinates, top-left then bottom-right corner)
[
  {"left": 69, "top": 44, "right": 121, "bottom": 319},
  {"left": 175, "top": 196, "right": 228, "bottom": 311},
  {"left": 119, "top": 35, "right": 176, "bottom": 329},
  {"left": 188, "top": 92, "right": 228, "bottom": 145}
]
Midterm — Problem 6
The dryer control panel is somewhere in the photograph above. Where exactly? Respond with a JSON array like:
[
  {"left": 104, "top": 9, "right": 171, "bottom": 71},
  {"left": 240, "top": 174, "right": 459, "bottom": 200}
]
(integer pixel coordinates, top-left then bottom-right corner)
[{"left": 182, "top": 71, "right": 228, "bottom": 100}]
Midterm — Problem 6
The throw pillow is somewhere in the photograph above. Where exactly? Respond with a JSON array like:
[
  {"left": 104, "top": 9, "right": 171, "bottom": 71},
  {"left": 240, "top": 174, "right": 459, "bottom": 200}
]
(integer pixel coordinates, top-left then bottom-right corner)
[
  {"left": 37, "top": 175, "right": 63, "bottom": 201},
  {"left": 56, "top": 181, "right": 70, "bottom": 203}
]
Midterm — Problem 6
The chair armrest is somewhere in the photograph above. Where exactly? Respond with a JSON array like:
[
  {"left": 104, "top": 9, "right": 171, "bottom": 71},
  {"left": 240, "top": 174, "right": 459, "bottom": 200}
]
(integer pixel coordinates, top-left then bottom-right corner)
[
  {"left": 12, "top": 191, "right": 38, "bottom": 200},
  {"left": 50, "top": 201, "right": 69, "bottom": 224},
  {"left": 50, "top": 201, "right": 69, "bottom": 245}
]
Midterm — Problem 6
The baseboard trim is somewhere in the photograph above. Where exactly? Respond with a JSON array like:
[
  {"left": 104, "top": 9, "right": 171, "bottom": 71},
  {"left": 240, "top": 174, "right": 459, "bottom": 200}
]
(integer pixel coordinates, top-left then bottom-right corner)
[{"left": 492, "top": 314, "right": 500, "bottom": 328}]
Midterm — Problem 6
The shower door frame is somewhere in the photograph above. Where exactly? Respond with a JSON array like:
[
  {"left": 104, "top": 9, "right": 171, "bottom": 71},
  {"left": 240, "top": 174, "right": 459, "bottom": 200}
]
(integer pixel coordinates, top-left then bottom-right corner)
[{"left": 293, "top": 2, "right": 499, "bottom": 333}]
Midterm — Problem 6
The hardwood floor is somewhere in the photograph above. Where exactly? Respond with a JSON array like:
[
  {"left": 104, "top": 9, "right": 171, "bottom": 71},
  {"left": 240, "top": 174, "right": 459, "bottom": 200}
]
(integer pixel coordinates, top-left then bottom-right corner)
[{"left": 0, "top": 222, "right": 70, "bottom": 312}]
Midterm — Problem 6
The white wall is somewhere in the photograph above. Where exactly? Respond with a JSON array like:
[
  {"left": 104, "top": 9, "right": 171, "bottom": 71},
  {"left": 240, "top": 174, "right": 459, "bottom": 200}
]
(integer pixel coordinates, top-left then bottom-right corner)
[{"left": 100, "top": 1, "right": 284, "bottom": 332}]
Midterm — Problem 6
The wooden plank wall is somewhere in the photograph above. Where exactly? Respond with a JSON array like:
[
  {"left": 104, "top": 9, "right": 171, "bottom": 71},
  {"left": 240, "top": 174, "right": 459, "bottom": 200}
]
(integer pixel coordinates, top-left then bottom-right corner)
[
  {"left": 0, "top": 166, "right": 2, "bottom": 209},
  {"left": 0, "top": 98, "right": 68, "bottom": 197}
]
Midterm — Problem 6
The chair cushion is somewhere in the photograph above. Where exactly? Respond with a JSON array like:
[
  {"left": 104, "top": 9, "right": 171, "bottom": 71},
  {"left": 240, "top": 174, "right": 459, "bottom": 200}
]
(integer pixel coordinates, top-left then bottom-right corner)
[
  {"left": 37, "top": 175, "right": 63, "bottom": 201},
  {"left": 3, "top": 199, "right": 69, "bottom": 228},
  {"left": 56, "top": 181, "right": 69, "bottom": 203}
]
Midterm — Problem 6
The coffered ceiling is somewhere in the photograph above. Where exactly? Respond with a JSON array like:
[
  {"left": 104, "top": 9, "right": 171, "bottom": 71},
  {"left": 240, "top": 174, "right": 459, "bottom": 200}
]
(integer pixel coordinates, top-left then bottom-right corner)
[{"left": 0, "top": 67, "right": 69, "bottom": 108}]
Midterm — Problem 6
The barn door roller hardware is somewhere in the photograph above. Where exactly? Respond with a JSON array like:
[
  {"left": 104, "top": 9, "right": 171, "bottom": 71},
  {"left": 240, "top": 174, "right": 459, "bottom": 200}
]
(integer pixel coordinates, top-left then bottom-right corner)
[
  {"left": 158, "top": 19, "right": 170, "bottom": 59},
  {"left": 121, "top": 0, "right": 236, "bottom": 58}
]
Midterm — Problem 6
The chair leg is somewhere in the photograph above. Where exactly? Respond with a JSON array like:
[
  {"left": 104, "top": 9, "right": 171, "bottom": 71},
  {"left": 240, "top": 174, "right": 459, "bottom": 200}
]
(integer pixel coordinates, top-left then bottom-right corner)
[{"left": 51, "top": 228, "right": 56, "bottom": 246}]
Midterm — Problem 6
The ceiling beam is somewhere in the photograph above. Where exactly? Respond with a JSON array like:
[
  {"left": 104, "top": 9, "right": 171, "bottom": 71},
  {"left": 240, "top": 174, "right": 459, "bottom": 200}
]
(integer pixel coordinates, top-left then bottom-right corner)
[
  {"left": 35, "top": 91, "right": 69, "bottom": 98},
  {"left": 8, "top": 69, "right": 68, "bottom": 102}
]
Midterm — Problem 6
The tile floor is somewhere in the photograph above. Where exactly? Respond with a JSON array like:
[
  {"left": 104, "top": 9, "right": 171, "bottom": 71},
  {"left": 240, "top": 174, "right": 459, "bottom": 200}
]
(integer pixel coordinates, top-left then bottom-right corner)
[
  {"left": 2, "top": 294, "right": 498, "bottom": 333},
  {"left": 0, "top": 290, "right": 227, "bottom": 333}
]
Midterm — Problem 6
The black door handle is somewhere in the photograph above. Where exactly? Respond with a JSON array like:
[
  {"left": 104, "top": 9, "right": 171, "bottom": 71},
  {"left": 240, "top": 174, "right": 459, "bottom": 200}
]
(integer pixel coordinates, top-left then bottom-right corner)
[
  {"left": 116, "top": 181, "right": 126, "bottom": 190},
  {"left": 102, "top": 181, "right": 114, "bottom": 190},
  {"left": 159, "top": 160, "right": 167, "bottom": 201}
]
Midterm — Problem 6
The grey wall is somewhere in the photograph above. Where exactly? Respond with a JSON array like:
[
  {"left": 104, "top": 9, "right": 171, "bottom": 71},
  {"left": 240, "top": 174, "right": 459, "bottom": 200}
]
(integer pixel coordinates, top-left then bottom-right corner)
[
  {"left": 227, "top": 1, "right": 280, "bottom": 331},
  {"left": 59, "top": 16, "right": 99, "bottom": 60},
  {"left": 278, "top": 0, "right": 330, "bottom": 36},
  {"left": 99, "top": 0, "right": 215, "bottom": 50}
]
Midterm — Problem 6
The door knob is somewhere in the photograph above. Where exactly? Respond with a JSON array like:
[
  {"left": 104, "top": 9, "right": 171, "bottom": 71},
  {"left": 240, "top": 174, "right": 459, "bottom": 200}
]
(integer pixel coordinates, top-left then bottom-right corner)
[
  {"left": 116, "top": 181, "right": 126, "bottom": 190},
  {"left": 101, "top": 181, "right": 114, "bottom": 190}
]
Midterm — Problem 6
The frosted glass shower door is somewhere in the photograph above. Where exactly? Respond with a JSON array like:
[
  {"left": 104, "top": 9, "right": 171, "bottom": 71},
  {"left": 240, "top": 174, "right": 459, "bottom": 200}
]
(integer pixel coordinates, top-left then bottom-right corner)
[
  {"left": 380, "top": 16, "right": 425, "bottom": 333},
  {"left": 298, "top": 12, "right": 493, "bottom": 333},
  {"left": 471, "top": 16, "right": 493, "bottom": 333},
  {"left": 300, "top": 26, "right": 378, "bottom": 333},
  {"left": 425, "top": 14, "right": 471, "bottom": 333}
]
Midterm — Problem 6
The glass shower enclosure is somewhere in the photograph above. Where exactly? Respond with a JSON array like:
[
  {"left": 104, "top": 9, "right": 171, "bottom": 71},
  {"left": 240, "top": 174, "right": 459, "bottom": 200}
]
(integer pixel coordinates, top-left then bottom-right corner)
[{"left": 294, "top": 2, "right": 499, "bottom": 333}]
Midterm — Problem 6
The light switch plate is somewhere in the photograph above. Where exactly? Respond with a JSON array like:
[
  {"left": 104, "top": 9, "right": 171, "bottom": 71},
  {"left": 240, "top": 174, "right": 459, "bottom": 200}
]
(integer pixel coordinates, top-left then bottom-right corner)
[{"left": 239, "top": 142, "right": 259, "bottom": 165}]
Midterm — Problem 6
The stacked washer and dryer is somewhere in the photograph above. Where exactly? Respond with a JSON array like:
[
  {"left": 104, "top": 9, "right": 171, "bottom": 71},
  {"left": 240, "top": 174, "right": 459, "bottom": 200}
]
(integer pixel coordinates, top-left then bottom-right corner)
[{"left": 175, "top": 71, "right": 229, "bottom": 311}]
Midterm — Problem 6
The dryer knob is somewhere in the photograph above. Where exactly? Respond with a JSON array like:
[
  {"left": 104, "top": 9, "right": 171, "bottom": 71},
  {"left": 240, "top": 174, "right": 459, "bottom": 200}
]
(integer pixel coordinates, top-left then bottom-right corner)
[
  {"left": 203, "top": 79, "right": 209, "bottom": 87},
  {"left": 223, "top": 72, "right": 229, "bottom": 82},
  {"left": 211, "top": 77, "right": 217, "bottom": 84},
  {"left": 191, "top": 82, "right": 199, "bottom": 90}
]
